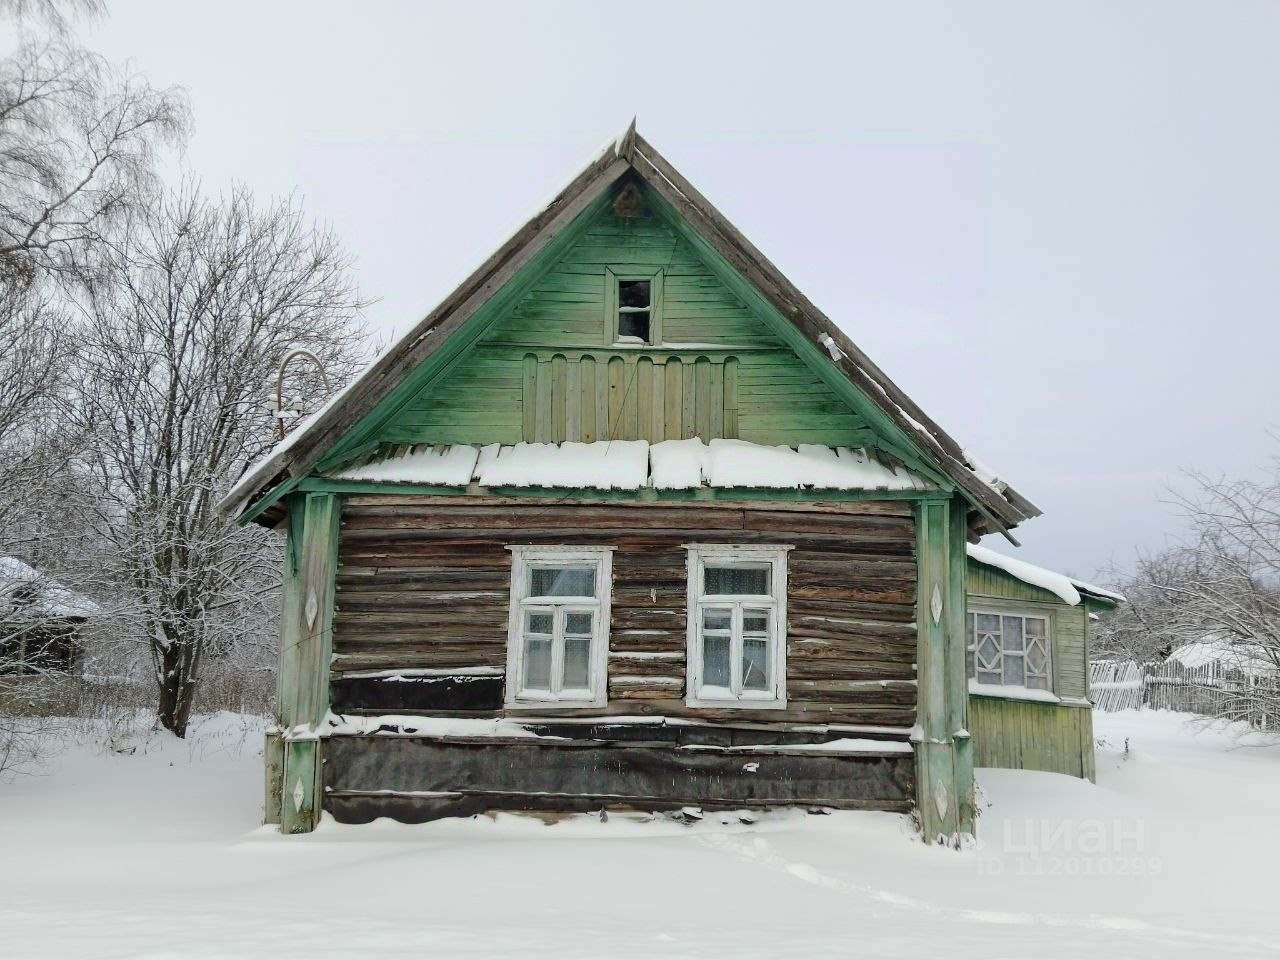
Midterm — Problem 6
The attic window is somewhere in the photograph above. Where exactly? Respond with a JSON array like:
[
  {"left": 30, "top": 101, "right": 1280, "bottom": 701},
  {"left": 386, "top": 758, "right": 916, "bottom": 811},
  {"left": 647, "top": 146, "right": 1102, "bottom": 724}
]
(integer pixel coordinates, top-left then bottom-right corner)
[{"left": 617, "top": 280, "right": 651, "bottom": 341}]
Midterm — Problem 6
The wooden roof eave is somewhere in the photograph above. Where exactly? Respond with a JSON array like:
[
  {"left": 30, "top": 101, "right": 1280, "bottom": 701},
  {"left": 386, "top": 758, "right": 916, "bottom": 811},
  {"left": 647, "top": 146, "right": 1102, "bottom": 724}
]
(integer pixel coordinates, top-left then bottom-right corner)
[
  {"left": 224, "top": 124, "right": 1039, "bottom": 535},
  {"left": 624, "top": 134, "right": 1038, "bottom": 537},
  {"left": 220, "top": 148, "right": 632, "bottom": 522}
]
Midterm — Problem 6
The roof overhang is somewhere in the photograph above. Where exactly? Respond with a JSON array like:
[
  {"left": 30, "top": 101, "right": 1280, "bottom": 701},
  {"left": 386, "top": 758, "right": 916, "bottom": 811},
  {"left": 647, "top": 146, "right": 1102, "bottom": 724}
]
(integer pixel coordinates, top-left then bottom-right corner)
[{"left": 222, "top": 123, "right": 1040, "bottom": 536}]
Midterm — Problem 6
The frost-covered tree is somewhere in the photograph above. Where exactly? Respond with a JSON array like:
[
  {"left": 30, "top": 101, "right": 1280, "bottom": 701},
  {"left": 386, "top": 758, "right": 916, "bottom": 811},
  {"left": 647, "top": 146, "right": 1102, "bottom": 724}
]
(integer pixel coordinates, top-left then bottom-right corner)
[
  {"left": 69, "top": 187, "right": 367, "bottom": 736},
  {"left": 1094, "top": 445, "right": 1280, "bottom": 721},
  {"left": 0, "top": 29, "right": 186, "bottom": 287}
]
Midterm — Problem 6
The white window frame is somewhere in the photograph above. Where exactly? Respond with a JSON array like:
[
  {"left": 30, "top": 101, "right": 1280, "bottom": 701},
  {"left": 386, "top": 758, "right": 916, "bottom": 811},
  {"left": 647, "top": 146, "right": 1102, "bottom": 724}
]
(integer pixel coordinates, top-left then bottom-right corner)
[
  {"left": 967, "top": 607, "right": 1053, "bottom": 693},
  {"left": 604, "top": 267, "right": 664, "bottom": 346},
  {"left": 684, "top": 543, "right": 790, "bottom": 709},
  {"left": 505, "top": 546, "right": 613, "bottom": 708}
]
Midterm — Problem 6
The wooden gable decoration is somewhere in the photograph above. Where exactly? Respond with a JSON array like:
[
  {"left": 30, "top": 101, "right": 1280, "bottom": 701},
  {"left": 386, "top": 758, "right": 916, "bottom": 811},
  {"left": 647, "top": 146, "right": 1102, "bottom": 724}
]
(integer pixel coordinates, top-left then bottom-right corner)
[{"left": 224, "top": 123, "right": 1039, "bottom": 537}]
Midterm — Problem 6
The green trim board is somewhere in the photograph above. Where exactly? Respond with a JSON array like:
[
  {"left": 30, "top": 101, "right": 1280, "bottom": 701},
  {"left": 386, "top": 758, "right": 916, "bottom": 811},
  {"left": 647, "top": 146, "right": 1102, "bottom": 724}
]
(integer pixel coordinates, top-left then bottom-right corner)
[
  {"left": 276, "top": 492, "right": 342, "bottom": 834},
  {"left": 913, "top": 498, "right": 973, "bottom": 841}
]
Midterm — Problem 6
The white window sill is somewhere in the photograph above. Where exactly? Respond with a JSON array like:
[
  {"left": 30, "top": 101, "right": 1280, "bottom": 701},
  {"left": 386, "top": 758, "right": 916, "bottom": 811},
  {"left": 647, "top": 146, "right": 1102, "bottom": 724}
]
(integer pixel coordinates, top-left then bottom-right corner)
[
  {"left": 504, "top": 697, "right": 606, "bottom": 710},
  {"left": 685, "top": 694, "right": 787, "bottom": 710},
  {"left": 968, "top": 681, "right": 1060, "bottom": 704}
]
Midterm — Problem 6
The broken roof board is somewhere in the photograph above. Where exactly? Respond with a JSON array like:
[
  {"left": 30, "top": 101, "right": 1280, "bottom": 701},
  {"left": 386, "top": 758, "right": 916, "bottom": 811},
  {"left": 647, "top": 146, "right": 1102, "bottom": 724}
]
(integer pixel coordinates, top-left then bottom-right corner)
[{"left": 224, "top": 127, "right": 1037, "bottom": 534}]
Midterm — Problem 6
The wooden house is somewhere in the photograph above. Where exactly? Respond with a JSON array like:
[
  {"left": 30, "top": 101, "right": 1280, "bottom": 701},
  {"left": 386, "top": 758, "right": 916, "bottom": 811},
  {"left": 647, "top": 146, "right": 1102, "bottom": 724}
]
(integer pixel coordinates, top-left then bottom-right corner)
[
  {"left": 224, "top": 125, "right": 1057, "bottom": 841},
  {"left": 964, "top": 546, "right": 1122, "bottom": 780},
  {"left": 0, "top": 555, "right": 99, "bottom": 677}
]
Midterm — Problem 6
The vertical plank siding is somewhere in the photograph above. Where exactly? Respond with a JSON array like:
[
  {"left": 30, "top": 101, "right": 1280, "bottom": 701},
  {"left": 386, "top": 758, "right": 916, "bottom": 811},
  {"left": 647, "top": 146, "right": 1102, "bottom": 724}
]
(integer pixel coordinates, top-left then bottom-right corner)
[
  {"left": 330, "top": 497, "right": 919, "bottom": 729},
  {"left": 969, "top": 697, "right": 1095, "bottom": 781}
]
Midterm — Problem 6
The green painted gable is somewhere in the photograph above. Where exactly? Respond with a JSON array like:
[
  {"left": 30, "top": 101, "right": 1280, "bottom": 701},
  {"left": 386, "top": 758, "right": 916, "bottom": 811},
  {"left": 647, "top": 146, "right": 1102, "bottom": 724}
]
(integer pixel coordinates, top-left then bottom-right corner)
[{"left": 373, "top": 181, "right": 876, "bottom": 449}]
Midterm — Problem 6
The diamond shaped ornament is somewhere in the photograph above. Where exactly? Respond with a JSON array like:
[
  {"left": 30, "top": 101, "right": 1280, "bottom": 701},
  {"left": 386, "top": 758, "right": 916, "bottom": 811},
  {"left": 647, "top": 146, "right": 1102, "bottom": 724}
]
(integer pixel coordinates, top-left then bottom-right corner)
[
  {"left": 304, "top": 588, "right": 318, "bottom": 629},
  {"left": 292, "top": 777, "right": 306, "bottom": 812},
  {"left": 934, "top": 785, "right": 949, "bottom": 821},
  {"left": 930, "top": 584, "right": 943, "bottom": 625}
]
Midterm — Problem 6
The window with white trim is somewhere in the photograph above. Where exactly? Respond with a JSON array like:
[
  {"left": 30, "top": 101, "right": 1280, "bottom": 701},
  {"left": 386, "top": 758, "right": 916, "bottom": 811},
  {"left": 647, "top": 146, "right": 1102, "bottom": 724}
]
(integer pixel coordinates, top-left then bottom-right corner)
[
  {"left": 506, "top": 546, "right": 612, "bottom": 706},
  {"left": 967, "top": 610, "right": 1052, "bottom": 691},
  {"left": 605, "top": 268, "right": 663, "bottom": 345},
  {"left": 685, "top": 545, "right": 789, "bottom": 707}
]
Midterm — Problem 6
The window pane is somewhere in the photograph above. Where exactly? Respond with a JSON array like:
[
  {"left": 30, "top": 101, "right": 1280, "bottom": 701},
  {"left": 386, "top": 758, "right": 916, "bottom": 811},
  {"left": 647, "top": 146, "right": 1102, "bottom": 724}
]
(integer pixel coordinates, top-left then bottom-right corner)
[
  {"left": 618, "top": 279, "right": 651, "bottom": 308},
  {"left": 702, "top": 608, "right": 732, "bottom": 632},
  {"left": 743, "top": 610, "right": 770, "bottom": 635},
  {"left": 1025, "top": 617, "right": 1047, "bottom": 639},
  {"left": 742, "top": 638, "right": 769, "bottom": 691},
  {"left": 1026, "top": 642, "right": 1047, "bottom": 674},
  {"left": 976, "top": 634, "right": 1001, "bottom": 671},
  {"left": 523, "top": 635, "right": 552, "bottom": 690},
  {"left": 704, "top": 564, "right": 769, "bottom": 596},
  {"left": 1003, "top": 653, "right": 1025, "bottom": 686},
  {"left": 976, "top": 613, "right": 1000, "bottom": 633},
  {"left": 977, "top": 669, "right": 1001, "bottom": 685},
  {"left": 618, "top": 310, "right": 650, "bottom": 340},
  {"left": 562, "top": 635, "right": 591, "bottom": 689},
  {"left": 702, "top": 634, "right": 731, "bottom": 688},
  {"left": 529, "top": 565, "right": 595, "bottom": 598},
  {"left": 525, "top": 611, "right": 553, "bottom": 635},
  {"left": 565, "top": 612, "right": 593, "bottom": 636},
  {"left": 1026, "top": 674, "right": 1049, "bottom": 691},
  {"left": 1001, "top": 616, "right": 1025, "bottom": 653}
]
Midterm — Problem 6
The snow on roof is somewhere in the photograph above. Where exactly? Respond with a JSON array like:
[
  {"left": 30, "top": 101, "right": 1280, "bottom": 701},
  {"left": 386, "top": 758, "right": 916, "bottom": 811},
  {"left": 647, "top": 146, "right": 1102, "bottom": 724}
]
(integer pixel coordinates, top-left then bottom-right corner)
[
  {"left": 0, "top": 556, "right": 99, "bottom": 619},
  {"left": 222, "top": 367, "right": 371, "bottom": 515},
  {"left": 966, "top": 544, "right": 1126, "bottom": 607},
  {"left": 1168, "top": 637, "right": 1277, "bottom": 674},
  {"left": 330, "top": 439, "right": 932, "bottom": 493}
]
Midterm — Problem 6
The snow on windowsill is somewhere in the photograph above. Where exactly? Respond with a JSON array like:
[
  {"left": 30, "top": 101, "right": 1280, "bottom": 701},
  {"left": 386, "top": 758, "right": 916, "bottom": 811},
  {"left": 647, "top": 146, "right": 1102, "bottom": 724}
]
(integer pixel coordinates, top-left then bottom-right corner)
[{"left": 968, "top": 681, "right": 1062, "bottom": 705}]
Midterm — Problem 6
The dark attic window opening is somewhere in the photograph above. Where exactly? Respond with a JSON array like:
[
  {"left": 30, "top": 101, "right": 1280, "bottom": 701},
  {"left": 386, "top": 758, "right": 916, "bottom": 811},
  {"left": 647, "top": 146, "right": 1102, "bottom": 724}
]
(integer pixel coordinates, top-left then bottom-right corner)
[{"left": 617, "top": 279, "right": 651, "bottom": 341}]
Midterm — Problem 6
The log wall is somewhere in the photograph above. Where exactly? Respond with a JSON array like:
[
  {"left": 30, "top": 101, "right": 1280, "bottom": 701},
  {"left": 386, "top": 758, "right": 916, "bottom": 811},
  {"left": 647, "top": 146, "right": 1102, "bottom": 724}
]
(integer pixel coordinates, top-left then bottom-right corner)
[{"left": 332, "top": 495, "right": 918, "bottom": 729}]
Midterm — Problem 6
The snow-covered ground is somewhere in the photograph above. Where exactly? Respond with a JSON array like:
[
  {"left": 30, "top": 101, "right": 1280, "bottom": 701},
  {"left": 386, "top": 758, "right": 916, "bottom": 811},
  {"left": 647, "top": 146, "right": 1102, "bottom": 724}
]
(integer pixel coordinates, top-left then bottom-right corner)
[{"left": 1, "top": 710, "right": 1277, "bottom": 959}]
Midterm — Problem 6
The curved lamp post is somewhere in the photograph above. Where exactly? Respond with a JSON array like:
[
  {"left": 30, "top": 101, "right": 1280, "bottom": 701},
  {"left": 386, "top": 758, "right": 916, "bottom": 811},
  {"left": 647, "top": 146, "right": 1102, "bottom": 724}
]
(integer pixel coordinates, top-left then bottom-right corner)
[{"left": 274, "top": 348, "right": 331, "bottom": 439}]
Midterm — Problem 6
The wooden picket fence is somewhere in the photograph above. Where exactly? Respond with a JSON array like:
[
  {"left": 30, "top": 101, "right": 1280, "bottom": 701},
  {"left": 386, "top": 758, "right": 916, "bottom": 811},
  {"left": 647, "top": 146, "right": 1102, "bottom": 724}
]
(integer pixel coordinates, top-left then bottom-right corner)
[{"left": 1090, "top": 659, "right": 1280, "bottom": 730}]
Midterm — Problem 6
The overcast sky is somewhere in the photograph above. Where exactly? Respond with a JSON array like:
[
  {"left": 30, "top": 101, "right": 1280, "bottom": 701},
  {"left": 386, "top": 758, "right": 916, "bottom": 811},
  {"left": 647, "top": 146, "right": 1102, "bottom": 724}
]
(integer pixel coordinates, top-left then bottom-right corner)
[{"left": 73, "top": 0, "right": 1280, "bottom": 581}]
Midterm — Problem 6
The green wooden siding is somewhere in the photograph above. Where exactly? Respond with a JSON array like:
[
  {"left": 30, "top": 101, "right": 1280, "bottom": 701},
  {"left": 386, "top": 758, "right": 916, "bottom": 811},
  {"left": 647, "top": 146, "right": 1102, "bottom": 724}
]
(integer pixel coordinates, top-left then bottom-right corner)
[
  {"left": 969, "top": 696, "right": 1095, "bottom": 781},
  {"left": 966, "top": 561, "right": 1090, "bottom": 701},
  {"left": 377, "top": 193, "right": 874, "bottom": 447}
]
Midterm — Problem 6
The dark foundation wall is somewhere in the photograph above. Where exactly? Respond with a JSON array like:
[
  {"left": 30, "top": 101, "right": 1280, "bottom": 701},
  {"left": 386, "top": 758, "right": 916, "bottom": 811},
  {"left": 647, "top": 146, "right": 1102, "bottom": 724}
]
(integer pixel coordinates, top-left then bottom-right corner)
[
  {"left": 331, "top": 495, "right": 918, "bottom": 729},
  {"left": 324, "top": 735, "right": 916, "bottom": 823}
]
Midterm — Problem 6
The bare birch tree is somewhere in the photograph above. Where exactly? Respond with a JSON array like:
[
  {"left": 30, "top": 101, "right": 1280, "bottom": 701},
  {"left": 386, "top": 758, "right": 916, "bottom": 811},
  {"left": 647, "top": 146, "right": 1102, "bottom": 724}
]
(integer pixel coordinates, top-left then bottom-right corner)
[
  {"left": 70, "top": 187, "right": 366, "bottom": 736},
  {"left": 0, "top": 30, "right": 186, "bottom": 286}
]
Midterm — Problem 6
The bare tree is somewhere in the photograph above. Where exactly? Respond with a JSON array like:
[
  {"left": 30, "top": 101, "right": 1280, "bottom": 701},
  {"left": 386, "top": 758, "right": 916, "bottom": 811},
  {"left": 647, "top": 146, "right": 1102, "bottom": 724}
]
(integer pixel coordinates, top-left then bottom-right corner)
[
  {"left": 0, "top": 34, "right": 187, "bottom": 285},
  {"left": 70, "top": 187, "right": 367, "bottom": 736},
  {"left": 1094, "top": 444, "right": 1280, "bottom": 722},
  {"left": 0, "top": 0, "right": 104, "bottom": 32}
]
